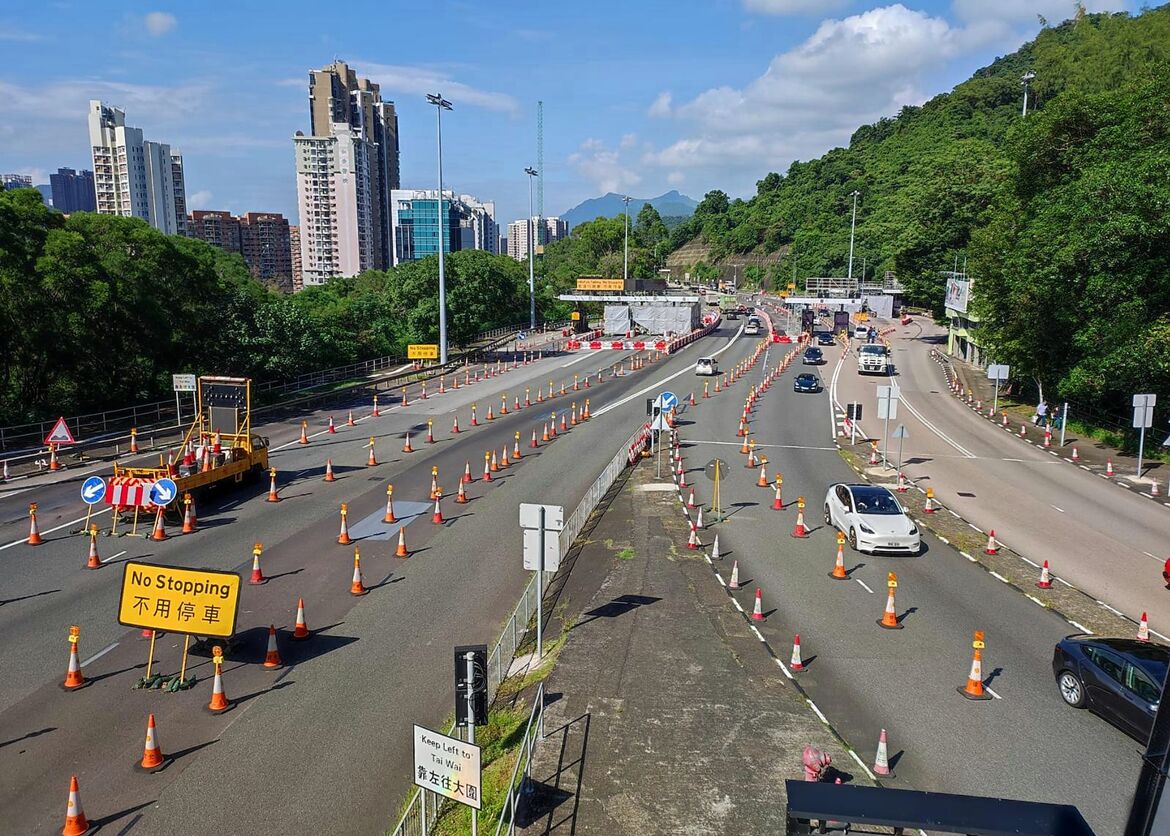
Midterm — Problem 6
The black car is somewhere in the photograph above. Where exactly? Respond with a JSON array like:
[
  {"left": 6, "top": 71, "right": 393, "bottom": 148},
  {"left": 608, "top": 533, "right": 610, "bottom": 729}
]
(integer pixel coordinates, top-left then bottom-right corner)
[
  {"left": 793, "top": 373, "right": 821, "bottom": 393},
  {"left": 802, "top": 347, "right": 824, "bottom": 365},
  {"left": 1052, "top": 635, "right": 1169, "bottom": 742},
  {"left": 817, "top": 332, "right": 835, "bottom": 346}
]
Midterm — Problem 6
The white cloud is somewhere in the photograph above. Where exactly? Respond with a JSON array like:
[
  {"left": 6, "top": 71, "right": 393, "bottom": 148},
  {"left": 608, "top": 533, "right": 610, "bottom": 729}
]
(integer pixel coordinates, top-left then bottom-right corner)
[
  {"left": 188, "top": 189, "right": 213, "bottom": 209},
  {"left": 569, "top": 138, "right": 642, "bottom": 195},
  {"left": 648, "top": 91, "right": 672, "bottom": 117},
  {"left": 0, "top": 78, "right": 211, "bottom": 125},
  {"left": 667, "top": 171, "right": 686, "bottom": 186},
  {"left": 144, "top": 12, "right": 176, "bottom": 36},
  {"left": 0, "top": 27, "right": 45, "bottom": 42},
  {"left": 352, "top": 60, "right": 519, "bottom": 114},
  {"left": 619, "top": 133, "right": 638, "bottom": 150},
  {"left": 743, "top": 0, "right": 849, "bottom": 14}
]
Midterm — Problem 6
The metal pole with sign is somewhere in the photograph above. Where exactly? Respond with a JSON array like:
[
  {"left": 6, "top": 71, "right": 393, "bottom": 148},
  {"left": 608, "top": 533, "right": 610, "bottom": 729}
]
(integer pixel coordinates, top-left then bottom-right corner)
[
  {"left": 466, "top": 649, "right": 478, "bottom": 836},
  {"left": 1060, "top": 401, "right": 1069, "bottom": 448},
  {"left": 893, "top": 424, "right": 908, "bottom": 473},
  {"left": 1134, "top": 394, "right": 1157, "bottom": 477},
  {"left": 876, "top": 386, "right": 899, "bottom": 469},
  {"left": 987, "top": 365, "right": 1010, "bottom": 416},
  {"left": 520, "top": 503, "right": 563, "bottom": 660}
]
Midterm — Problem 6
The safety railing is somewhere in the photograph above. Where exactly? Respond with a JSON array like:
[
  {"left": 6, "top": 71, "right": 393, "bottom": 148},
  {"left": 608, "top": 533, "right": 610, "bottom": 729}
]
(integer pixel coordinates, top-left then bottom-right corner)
[
  {"left": 485, "top": 570, "right": 545, "bottom": 700},
  {"left": 493, "top": 682, "right": 546, "bottom": 836},
  {"left": 558, "top": 421, "right": 651, "bottom": 556}
]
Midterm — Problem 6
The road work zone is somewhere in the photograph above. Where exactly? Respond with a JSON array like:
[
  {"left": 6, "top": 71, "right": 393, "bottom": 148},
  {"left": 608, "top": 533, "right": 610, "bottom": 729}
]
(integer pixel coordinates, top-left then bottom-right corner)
[{"left": 118, "top": 562, "right": 241, "bottom": 638}]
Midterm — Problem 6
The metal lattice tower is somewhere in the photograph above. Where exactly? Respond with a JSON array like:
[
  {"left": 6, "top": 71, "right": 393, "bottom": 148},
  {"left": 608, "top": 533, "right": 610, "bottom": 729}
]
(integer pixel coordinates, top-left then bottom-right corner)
[{"left": 536, "top": 100, "right": 544, "bottom": 221}]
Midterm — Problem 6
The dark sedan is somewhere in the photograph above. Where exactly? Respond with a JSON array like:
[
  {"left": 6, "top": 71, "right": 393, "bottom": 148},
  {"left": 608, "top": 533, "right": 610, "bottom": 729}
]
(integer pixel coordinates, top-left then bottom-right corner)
[
  {"left": 793, "top": 373, "right": 822, "bottom": 393},
  {"left": 1052, "top": 635, "right": 1169, "bottom": 742},
  {"left": 802, "top": 347, "right": 825, "bottom": 365},
  {"left": 817, "top": 332, "right": 836, "bottom": 346}
]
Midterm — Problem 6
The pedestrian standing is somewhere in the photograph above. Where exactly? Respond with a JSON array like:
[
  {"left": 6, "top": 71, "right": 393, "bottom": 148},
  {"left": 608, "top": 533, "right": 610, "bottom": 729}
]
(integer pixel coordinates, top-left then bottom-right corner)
[{"left": 1034, "top": 399, "right": 1048, "bottom": 426}]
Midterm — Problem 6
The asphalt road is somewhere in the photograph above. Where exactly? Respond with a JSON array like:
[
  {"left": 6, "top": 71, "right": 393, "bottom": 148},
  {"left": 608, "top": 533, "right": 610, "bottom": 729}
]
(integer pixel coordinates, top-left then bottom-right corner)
[
  {"left": 831, "top": 318, "right": 1170, "bottom": 630},
  {"left": 0, "top": 322, "right": 759, "bottom": 835},
  {"left": 671, "top": 315, "right": 1141, "bottom": 836}
]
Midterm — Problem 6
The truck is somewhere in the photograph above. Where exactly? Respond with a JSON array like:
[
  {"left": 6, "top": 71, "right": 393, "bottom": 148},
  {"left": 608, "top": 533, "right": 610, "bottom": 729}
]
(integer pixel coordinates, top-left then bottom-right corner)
[
  {"left": 832, "top": 310, "right": 851, "bottom": 335},
  {"left": 857, "top": 343, "right": 889, "bottom": 375},
  {"left": 112, "top": 375, "right": 270, "bottom": 515}
]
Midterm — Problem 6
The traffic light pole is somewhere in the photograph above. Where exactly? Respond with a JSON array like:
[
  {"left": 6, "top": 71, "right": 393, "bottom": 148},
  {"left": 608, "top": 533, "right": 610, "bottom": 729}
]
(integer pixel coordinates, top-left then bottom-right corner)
[{"left": 465, "top": 649, "right": 477, "bottom": 836}]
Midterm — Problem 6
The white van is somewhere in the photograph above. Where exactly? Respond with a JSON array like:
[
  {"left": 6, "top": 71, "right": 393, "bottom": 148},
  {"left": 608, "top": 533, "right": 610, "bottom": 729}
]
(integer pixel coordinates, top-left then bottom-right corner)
[
  {"left": 853, "top": 324, "right": 870, "bottom": 340},
  {"left": 695, "top": 357, "right": 719, "bottom": 376}
]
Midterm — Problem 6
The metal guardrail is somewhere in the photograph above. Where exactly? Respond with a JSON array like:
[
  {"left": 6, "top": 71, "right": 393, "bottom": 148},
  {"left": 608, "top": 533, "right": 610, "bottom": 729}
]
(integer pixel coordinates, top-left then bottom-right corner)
[
  {"left": 391, "top": 419, "right": 651, "bottom": 836},
  {"left": 494, "top": 682, "right": 546, "bottom": 836}
]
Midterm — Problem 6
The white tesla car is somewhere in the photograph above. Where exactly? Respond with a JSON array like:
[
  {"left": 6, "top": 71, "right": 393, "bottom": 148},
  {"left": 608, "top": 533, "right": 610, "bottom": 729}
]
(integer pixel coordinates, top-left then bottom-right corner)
[{"left": 824, "top": 483, "right": 921, "bottom": 555}]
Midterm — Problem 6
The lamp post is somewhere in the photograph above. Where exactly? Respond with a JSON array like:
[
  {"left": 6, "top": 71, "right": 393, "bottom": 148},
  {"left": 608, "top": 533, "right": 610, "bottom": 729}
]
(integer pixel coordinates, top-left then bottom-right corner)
[
  {"left": 427, "top": 92, "right": 453, "bottom": 364},
  {"left": 847, "top": 190, "right": 860, "bottom": 281},
  {"left": 525, "top": 167, "right": 538, "bottom": 329},
  {"left": 1021, "top": 71, "right": 1035, "bottom": 117},
  {"left": 623, "top": 195, "right": 632, "bottom": 286}
]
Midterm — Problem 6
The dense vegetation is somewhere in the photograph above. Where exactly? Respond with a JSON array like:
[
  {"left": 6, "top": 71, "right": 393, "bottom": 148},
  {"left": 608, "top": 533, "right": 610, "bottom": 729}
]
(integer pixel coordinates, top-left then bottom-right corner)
[{"left": 0, "top": 189, "right": 533, "bottom": 425}]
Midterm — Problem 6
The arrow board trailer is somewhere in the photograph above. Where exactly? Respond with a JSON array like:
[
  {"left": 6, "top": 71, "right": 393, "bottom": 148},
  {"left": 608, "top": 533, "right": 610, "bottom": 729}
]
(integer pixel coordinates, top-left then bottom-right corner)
[{"left": 112, "top": 376, "right": 270, "bottom": 518}]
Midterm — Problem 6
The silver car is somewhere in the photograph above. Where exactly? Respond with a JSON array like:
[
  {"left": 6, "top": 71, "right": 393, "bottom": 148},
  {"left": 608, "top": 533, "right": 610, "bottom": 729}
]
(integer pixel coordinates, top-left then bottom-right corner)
[{"left": 824, "top": 483, "right": 921, "bottom": 554}]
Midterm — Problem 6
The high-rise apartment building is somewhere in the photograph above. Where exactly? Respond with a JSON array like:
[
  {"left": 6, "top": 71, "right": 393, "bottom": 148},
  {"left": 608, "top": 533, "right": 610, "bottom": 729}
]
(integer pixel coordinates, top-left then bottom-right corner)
[
  {"left": 456, "top": 194, "right": 498, "bottom": 256},
  {"left": 289, "top": 226, "right": 303, "bottom": 291},
  {"left": 188, "top": 210, "right": 241, "bottom": 251},
  {"left": 88, "top": 101, "right": 187, "bottom": 235},
  {"left": 49, "top": 168, "right": 97, "bottom": 213},
  {"left": 506, "top": 217, "right": 568, "bottom": 261},
  {"left": 295, "top": 60, "right": 400, "bottom": 285},
  {"left": 389, "top": 190, "right": 499, "bottom": 266},
  {"left": 1, "top": 173, "right": 33, "bottom": 190},
  {"left": 188, "top": 210, "right": 293, "bottom": 289}
]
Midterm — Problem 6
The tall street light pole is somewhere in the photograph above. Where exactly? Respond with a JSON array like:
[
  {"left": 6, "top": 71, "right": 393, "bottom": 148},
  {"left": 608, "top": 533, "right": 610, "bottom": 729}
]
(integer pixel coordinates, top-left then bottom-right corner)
[
  {"left": 1021, "top": 70, "right": 1036, "bottom": 117},
  {"left": 623, "top": 195, "right": 632, "bottom": 286},
  {"left": 525, "top": 167, "right": 538, "bottom": 329},
  {"left": 427, "top": 93, "right": 453, "bottom": 364},
  {"left": 847, "top": 190, "right": 860, "bottom": 281}
]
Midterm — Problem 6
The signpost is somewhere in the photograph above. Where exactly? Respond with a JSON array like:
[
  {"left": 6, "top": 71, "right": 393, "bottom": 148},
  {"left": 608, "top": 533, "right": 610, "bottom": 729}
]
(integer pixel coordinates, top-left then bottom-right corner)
[
  {"left": 80, "top": 476, "right": 106, "bottom": 532},
  {"left": 986, "top": 364, "right": 1010, "bottom": 416},
  {"left": 149, "top": 477, "right": 178, "bottom": 507},
  {"left": 1134, "top": 393, "right": 1157, "bottom": 477},
  {"left": 520, "top": 503, "right": 564, "bottom": 659},
  {"left": 892, "top": 424, "right": 909, "bottom": 473},
  {"left": 704, "top": 458, "right": 727, "bottom": 521},
  {"left": 413, "top": 724, "right": 482, "bottom": 816},
  {"left": 43, "top": 416, "right": 75, "bottom": 446},
  {"left": 876, "top": 386, "right": 899, "bottom": 469},
  {"left": 172, "top": 373, "right": 196, "bottom": 425},
  {"left": 407, "top": 344, "right": 440, "bottom": 360},
  {"left": 846, "top": 403, "right": 863, "bottom": 444}
]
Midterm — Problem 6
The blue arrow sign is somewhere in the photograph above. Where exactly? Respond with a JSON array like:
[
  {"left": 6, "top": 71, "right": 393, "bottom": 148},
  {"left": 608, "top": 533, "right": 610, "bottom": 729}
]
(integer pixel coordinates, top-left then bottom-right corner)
[
  {"left": 150, "top": 478, "right": 178, "bottom": 506},
  {"left": 80, "top": 476, "right": 107, "bottom": 505},
  {"left": 654, "top": 391, "right": 679, "bottom": 411}
]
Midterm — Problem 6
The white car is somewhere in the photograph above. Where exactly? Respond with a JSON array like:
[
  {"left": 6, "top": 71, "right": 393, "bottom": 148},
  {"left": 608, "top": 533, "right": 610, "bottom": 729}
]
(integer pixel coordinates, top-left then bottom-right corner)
[
  {"left": 695, "top": 357, "right": 719, "bottom": 376},
  {"left": 823, "top": 483, "right": 921, "bottom": 555}
]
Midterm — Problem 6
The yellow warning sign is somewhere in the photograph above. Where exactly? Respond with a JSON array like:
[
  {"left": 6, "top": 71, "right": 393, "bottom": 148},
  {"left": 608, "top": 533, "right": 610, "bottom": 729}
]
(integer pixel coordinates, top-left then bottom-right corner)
[
  {"left": 118, "top": 561, "right": 241, "bottom": 638},
  {"left": 408, "top": 344, "right": 440, "bottom": 360},
  {"left": 570, "top": 311, "right": 581, "bottom": 321}
]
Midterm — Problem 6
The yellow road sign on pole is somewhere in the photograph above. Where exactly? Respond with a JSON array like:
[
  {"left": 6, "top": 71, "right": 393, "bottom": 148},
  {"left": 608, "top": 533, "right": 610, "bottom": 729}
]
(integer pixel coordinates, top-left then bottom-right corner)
[
  {"left": 118, "top": 561, "right": 241, "bottom": 637},
  {"left": 408, "top": 344, "right": 440, "bottom": 360}
]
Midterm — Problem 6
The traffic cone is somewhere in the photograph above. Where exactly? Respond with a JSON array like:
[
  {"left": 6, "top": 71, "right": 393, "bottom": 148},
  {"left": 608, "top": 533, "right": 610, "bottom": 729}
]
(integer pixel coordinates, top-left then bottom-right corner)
[
  {"left": 531, "top": 429, "right": 539, "bottom": 449},
  {"left": 1037, "top": 560, "right": 1053, "bottom": 589},
  {"left": 873, "top": 729, "right": 892, "bottom": 776},
  {"left": 728, "top": 560, "right": 740, "bottom": 589},
  {"left": 347, "top": 410, "right": 355, "bottom": 427},
  {"left": 350, "top": 547, "right": 367, "bottom": 595},
  {"left": 248, "top": 543, "right": 265, "bottom": 585},
  {"left": 367, "top": 438, "right": 378, "bottom": 466},
  {"left": 869, "top": 444, "right": 880, "bottom": 466},
  {"left": 85, "top": 528, "right": 101, "bottom": 569},
  {"left": 984, "top": 530, "right": 999, "bottom": 555},
  {"left": 501, "top": 445, "right": 511, "bottom": 468},
  {"left": 463, "top": 460, "right": 473, "bottom": 483},
  {"left": 1153, "top": 479, "right": 1162, "bottom": 498},
  {"left": 373, "top": 395, "right": 382, "bottom": 416},
  {"left": 878, "top": 573, "right": 902, "bottom": 629},
  {"left": 291, "top": 598, "right": 310, "bottom": 640},
  {"left": 328, "top": 416, "right": 336, "bottom": 434},
  {"left": 402, "top": 432, "right": 413, "bottom": 453},
  {"left": 299, "top": 421, "right": 309, "bottom": 444},
  {"left": 1020, "top": 423, "right": 1027, "bottom": 438},
  {"left": 490, "top": 451, "right": 499, "bottom": 472},
  {"left": 550, "top": 415, "right": 558, "bottom": 437},
  {"left": 452, "top": 415, "right": 461, "bottom": 434},
  {"left": 560, "top": 412, "right": 568, "bottom": 432},
  {"left": 1139, "top": 612, "right": 1150, "bottom": 642},
  {"left": 456, "top": 480, "right": 468, "bottom": 504},
  {"left": 542, "top": 423, "right": 550, "bottom": 443},
  {"left": 790, "top": 635, "right": 804, "bottom": 672},
  {"left": 426, "top": 421, "right": 435, "bottom": 444},
  {"left": 63, "top": 627, "right": 84, "bottom": 689},
  {"left": 958, "top": 630, "right": 991, "bottom": 699},
  {"left": 583, "top": 399, "right": 591, "bottom": 419},
  {"left": 483, "top": 453, "right": 493, "bottom": 482},
  {"left": 687, "top": 488, "right": 696, "bottom": 508},
  {"left": 62, "top": 776, "right": 89, "bottom": 836},
  {"left": 740, "top": 437, "right": 750, "bottom": 454},
  {"left": 704, "top": 381, "right": 710, "bottom": 399},
  {"left": 487, "top": 405, "right": 495, "bottom": 421},
  {"left": 432, "top": 493, "right": 444, "bottom": 524},
  {"left": 267, "top": 468, "right": 280, "bottom": 502},
  {"left": 1071, "top": 447, "right": 1079, "bottom": 461},
  {"left": 49, "top": 444, "right": 60, "bottom": 471},
  {"left": 429, "top": 471, "right": 439, "bottom": 499},
  {"left": 830, "top": 534, "right": 849, "bottom": 579},
  {"left": 28, "top": 503, "right": 43, "bottom": 545},
  {"left": 791, "top": 500, "right": 809, "bottom": 538},
  {"left": 182, "top": 496, "right": 197, "bottom": 532},
  {"left": 324, "top": 459, "right": 336, "bottom": 482},
  {"left": 130, "top": 428, "right": 140, "bottom": 454},
  {"left": 513, "top": 435, "right": 522, "bottom": 460},
  {"left": 1043, "top": 428, "right": 1052, "bottom": 448},
  {"left": 757, "top": 464, "right": 768, "bottom": 487},
  {"left": 710, "top": 534, "right": 721, "bottom": 561},
  {"left": 384, "top": 485, "right": 396, "bottom": 523},
  {"left": 689, "top": 391, "right": 696, "bottom": 407},
  {"left": 737, "top": 418, "right": 746, "bottom": 438},
  {"left": 1107, "top": 459, "right": 1115, "bottom": 477},
  {"left": 338, "top": 504, "right": 351, "bottom": 545},
  {"left": 138, "top": 713, "right": 167, "bottom": 771},
  {"left": 895, "top": 471, "right": 908, "bottom": 492},
  {"left": 772, "top": 480, "right": 783, "bottom": 510},
  {"left": 687, "top": 527, "right": 698, "bottom": 550},
  {"left": 395, "top": 527, "right": 409, "bottom": 558},
  {"left": 150, "top": 508, "right": 168, "bottom": 542},
  {"left": 262, "top": 625, "right": 282, "bottom": 668},
  {"left": 751, "top": 588, "right": 766, "bottom": 621},
  {"left": 695, "top": 507, "right": 704, "bottom": 529},
  {"left": 923, "top": 487, "right": 936, "bottom": 513}
]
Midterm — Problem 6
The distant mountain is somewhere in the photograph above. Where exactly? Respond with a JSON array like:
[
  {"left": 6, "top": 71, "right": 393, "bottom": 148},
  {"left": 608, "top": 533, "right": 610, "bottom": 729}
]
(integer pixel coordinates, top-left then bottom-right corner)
[{"left": 561, "top": 190, "right": 697, "bottom": 231}]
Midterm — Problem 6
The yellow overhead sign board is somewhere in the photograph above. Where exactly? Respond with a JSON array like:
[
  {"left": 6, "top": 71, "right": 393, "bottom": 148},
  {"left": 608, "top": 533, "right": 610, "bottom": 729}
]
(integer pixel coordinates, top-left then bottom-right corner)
[
  {"left": 576, "top": 277, "right": 625, "bottom": 291},
  {"left": 408, "top": 344, "right": 440, "bottom": 360},
  {"left": 118, "top": 561, "right": 241, "bottom": 638}
]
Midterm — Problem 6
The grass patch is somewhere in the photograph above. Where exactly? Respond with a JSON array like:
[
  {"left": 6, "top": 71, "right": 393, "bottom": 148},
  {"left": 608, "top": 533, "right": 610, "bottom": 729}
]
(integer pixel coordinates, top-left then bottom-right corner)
[{"left": 616, "top": 547, "right": 636, "bottom": 560}]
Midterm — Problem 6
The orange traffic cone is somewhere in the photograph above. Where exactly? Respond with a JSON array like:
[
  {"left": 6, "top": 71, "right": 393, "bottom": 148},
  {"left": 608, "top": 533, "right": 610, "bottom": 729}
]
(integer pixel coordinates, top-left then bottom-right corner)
[
  {"left": 337, "top": 504, "right": 351, "bottom": 545},
  {"left": 757, "top": 464, "right": 768, "bottom": 487},
  {"left": 878, "top": 573, "right": 902, "bottom": 629},
  {"left": 751, "top": 588, "right": 766, "bottom": 621},
  {"left": 85, "top": 527, "right": 101, "bottom": 569},
  {"left": 49, "top": 444, "right": 60, "bottom": 471},
  {"left": 347, "top": 410, "right": 356, "bottom": 427},
  {"left": 432, "top": 493, "right": 444, "bottom": 524},
  {"left": 452, "top": 415, "right": 461, "bottom": 434},
  {"left": 395, "top": 527, "right": 409, "bottom": 558},
  {"left": 531, "top": 429, "right": 539, "bottom": 448},
  {"left": 456, "top": 481, "right": 468, "bottom": 504},
  {"left": 923, "top": 487, "right": 936, "bottom": 513},
  {"left": 137, "top": 713, "right": 168, "bottom": 771},
  {"left": 772, "top": 479, "right": 783, "bottom": 510},
  {"left": 486, "top": 405, "right": 495, "bottom": 421},
  {"left": 182, "top": 495, "right": 197, "bottom": 532},
  {"left": 583, "top": 399, "right": 591, "bottom": 419},
  {"left": 463, "top": 460, "right": 473, "bottom": 483},
  {"left": 426, "top": 421, "right": 435, "bottom": 444},
  {"left": 402, "top": 431, "right": 413, "bottom": 453},
  {"left": 958, "top": 630, "right": 992, "bottom": 699},
  {"left": 1139, "top": 612, "right": 1150, "bottom": 642},
  {"left": 1106, "top": 459, "right": 1115, "bottom": 477},
  {"left": 63, "top": 626, "right": 85, "bottom": 690},
  {"left": 384, "top": 485, "right": 396, "bottom": 523},
  {"left": 739, "top": 437, "right": 750, "bottom": 455},
  {"left": 28, "top": 503, "right": 43, "bottom": 545},
  {"left": 367, "top": 437, "right": 378, "bottom": 466},
  {"left": 327, "top": 416, "right": 336, "bottom": 434},
  {"left": 500, "top": 445, "right": 511, "bottom": 468},
  {"left": 791, "top": 498, "right": 809, "bottom": 538},
  {"left": 790, "top": 635, "right": 804, "bottom": 672},
  {"left": 1037, "top": 560, "right": 1053, "bottom": 589},
  {"left": 1071, "top": 446, "right": 1079, "bottom": 461},
  {"left": 490, "top": 451, "right": 499, "bottom": 472},
  {"left": 267, "top": 468, "right": 280, "bottom": 502},
  {"left": 324, "top": 459, "right": 336, "bottom": 482},
  {"left": 288, "top": 599, "right": 310, "bottom": 642},
  {"left": 62, "top": 775, "right": 89, "bottom": 836},
  {"left": 207, "top": 646, "right": 230, "bottom": 713},
  {"left": 262, "top": 624, "right": 282, "bottom": 668},
  {"left": 830, "top": 533, "right": 849, "bottom": 579},
  {"left": 873, "top": 729, "right": 892, "bottom": 775},
  {"left": 150, "top": 508, "right": 168, "bottom": 542},
  {"left": 483, "top": 453, "right": 493, "bottom": 482},
  {"left": 542, "top": 423, "right": 551, "bottom": 442},
  {"left": 984, "top": 530, "right": 999, "bottom": 555},
  {"left": 299, "top": 421, "right": 309, "bottom": 444},
  {"left": 513, "top": 435, "right": 523, "bottom": 460},
  {"left": 249, "top": 543, "right": 265, "bottom": 585},
  {"left": 350, "top": 547, "right": 367, "bottom": 595}
]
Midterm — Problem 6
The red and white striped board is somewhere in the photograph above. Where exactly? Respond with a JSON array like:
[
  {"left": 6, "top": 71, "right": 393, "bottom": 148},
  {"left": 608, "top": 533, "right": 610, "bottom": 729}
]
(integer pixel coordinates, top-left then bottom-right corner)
[{"left": 107, "top": 477, "right": 153, "bottom": 508}]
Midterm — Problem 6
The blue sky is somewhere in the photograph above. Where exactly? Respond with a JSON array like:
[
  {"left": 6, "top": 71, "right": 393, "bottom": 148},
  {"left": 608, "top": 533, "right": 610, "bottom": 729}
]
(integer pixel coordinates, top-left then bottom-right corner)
[{"left": 0, "top": 1, "right": 1134, "bottom": 227}]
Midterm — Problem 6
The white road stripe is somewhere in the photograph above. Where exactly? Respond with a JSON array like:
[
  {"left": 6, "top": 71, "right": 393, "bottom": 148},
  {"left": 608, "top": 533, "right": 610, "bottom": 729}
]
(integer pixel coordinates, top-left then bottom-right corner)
[
  {"left": 732, "top": 598, "right": 744, "bottom": 613},
  {"left": 985, "top": 686, "right": 1002, "bottom": 700},
  {"left": 750, "top": 626, "right": 765, "bottom": 642},
  {"left": 81, "top": 641, "right": 118, "bottom": 667},
  {"left": 849, "top": 749, "right": 877, "bottom": 781},
  {"left": 807, "top": 699, "right": 830, "bottom": 724},
  {"left": 101, "top": 550, "right": 129, "bottom": 565},
  {"left": 1068, "top": 620, "right": 1094, "bottom": 634},
  {"left": 855, "top": 578, "right": 874, "bottom": 594},
  {"left": 0, "top": 507, "right": 112, "bottom": 552}
]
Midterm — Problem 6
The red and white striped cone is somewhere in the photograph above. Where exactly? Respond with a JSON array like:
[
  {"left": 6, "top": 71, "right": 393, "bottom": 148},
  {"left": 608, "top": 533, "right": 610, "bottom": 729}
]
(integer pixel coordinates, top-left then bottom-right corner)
[
  {"left": 984, "top": 530, "right": 999, "bottom": 555},
  {"left": 1020, "top": 423, "right": 1027, "bottom": 438},
  {"left": 1037, "top": 560, "right": 1053, "bottom": 589},
  {"left": 728, "top": 560, "right": 740, "bottom": 590},
  {"left": 347, "top": 410, "right": 355, "bottom": 427},
  {"left": 248, "top": 544, "right": 265, "bottom": 585},
  {"left": 790, "top": 635, "right": 804, "bottom": 671},
  {"left": 432, "top": 494, "right": 444, "bottom": 524},
  {"left": 262, "top": 624, "right": 282, "bottom": 669},
  {"left": 687, "top": 527, "right": 698, "bottom": 550},
  {"left": 873, "top": 729, "right": 892, "bottom": 776},
  {"left": 62, "top": 775, "right": 89, "bottom": 836},
  {"left": 1106, "top": 459, "right": 1115, "bottom": 477},
  {"left": 1001, "top": 412, "right": 1009, "bottom": 427},
  {"left": 207, "top": 650, "right": 230, "bottom": 713},
  {"left": 869, "top": 445, "right": 880, "bottom": 466},
  {"left": 483, "top": 454, "right": 493, "bottom": 482},
  {"left": 1139, "top": 612, "right": 1150, "bottom": 642},
  {"left": 710, "top": 534, "right": 721, "bottom": 561},
  {"left": 751, "top": 588, "right": 765, "bottom": 621},
  {"left": 1071, "top": 447, "right": 1079, "bottom": 461},
  {"left": 384, "top": 486, "right": 396, "bottom": 523},
  {"left": 463, "top": 461, "right": 473, "bottom": 483},
  {"left": 773, "top": 482, "right": 783, "bottom": 510},
  {"left": 452, "top": 415, "right": 461, "bottom": 434},
  {"left": 1043, "top": 429, "right": 1052, "bottom": 448},
  {"left": 695, "top": 507, "right": 704, "bottom": 529},
  {"left": 291, "top": 598, "right": 310, "bottom": 640},
  {"left": 531, "top": 430, "right": 539, "bottom": 449},
  {"left": 327, "top": 416, "right": 336, "bottom": 434},
  {"left": 687, "top": 488, "right": 696, "bottom": 508}
]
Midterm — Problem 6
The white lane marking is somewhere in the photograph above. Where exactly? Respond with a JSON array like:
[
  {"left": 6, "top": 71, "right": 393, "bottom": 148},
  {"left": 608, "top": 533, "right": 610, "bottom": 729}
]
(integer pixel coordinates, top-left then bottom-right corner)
[
  {"left": 1056, "top": 577, "right": 1073, "bottom": 587},
  {"left": 101, "top": 549, "right": 129, "bottom": 565},
  {"left": 750, "top": 625, "right": 766, "bottom": 642},
  {"left": 593, "top": 323, "right": 746, "bottom": 418},
  {"left": 985, "top": 686, "right": 1002, "bottom": 700},
  {"left": 81, "top": 641, "right": 118, "bottom": 667},
  {"left": 849, "top": 749, "right": 877, "bottom": 781},
  {"left": 714, "top": 571, "right": 725, "bottom": 585},
  {"left": 890, "top": 376, "right": 977, "bottom": 459},
  {"left": 776, "top": 657, "right": 795, "bottom": 680},
  {"left": 855, "top": 578, "right": 874, "bottom": 594},
  {"left": 1050, "top": 505, "right": 1065, "bottom": 513},
  {"left": 990, "top": 571, "right": 1009, "bottom": 583},
  {"left": 560, "top": 351, "right": 607, "bottom": 369},
  {"left": 1068, "top": 620, "right": 1093, "bottom": 634},
  {"left": 1097, "top": 601, "right": 1124, "bottom": 616},
  {"left": 1145, "top": 551, "right": 1158, "bottom": 559},
  {"left": 807, "top": 699, "right": 830, "bottom": 724},
  {"left": 0, "top": 507, "right": 112, "bottom": 552},
  {"left": 1026, "top": 594, "right": 1048, "bottom": 607},
  {"left": 960, "top": 551, "right": 976, "bottom": 562},
  {"left": 683, "top": 440, "right": 838, "bottom": 452},
  {"left": 732, "top": 598, "right": 744, "bottom": 613}
]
